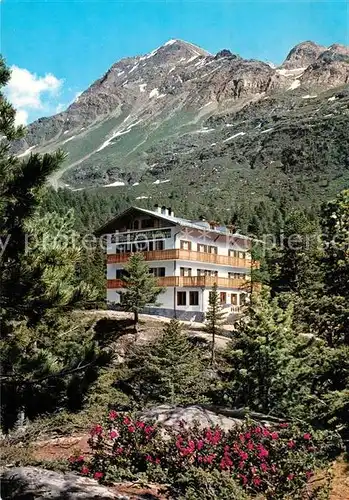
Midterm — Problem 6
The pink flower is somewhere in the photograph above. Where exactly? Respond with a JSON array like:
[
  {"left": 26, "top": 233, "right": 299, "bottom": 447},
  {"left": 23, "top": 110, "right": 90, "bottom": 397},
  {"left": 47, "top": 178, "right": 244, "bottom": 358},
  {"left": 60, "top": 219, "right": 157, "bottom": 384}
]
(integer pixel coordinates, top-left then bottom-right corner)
[
  {"left": 271, "top": 431, "right": 279, "bottom": 440},
  {"left": 136, "top": 421, "right": 145, "bottom": 429},
  {"left": 94, "top": 472, "right": 103, "bottom": 480},
  {"left": 307, "top": 446, "right": 315, "bottom": 452},
  {"left": 144, "top": 425, "right": 154, "bottom": 435},
  {"left": 109, "top": 410, "right": 118, "bottom": 420},
  {"left": 128, "top": 425, "right": 135, "bottom": 433},
  {"left": 253, "top": 477, "right": 262, "bottom": 486},
  {"left": 257, "top": 445, "right": 269, "bottom": 459},
  {"left": 239, "top": 433, "right": 246, "bottom": 443},
  {"left": 244, "top": 432, "right": 251, "bottom": 440},
  {"left": 303, "top": 433, "right": 312, "bottom": 440},
  {"left": 155, "top": 458, "right": 160, "bottom": 464},
  {"left": 145, "top": 454, "right": 153, "bottom": 463},
  {"left": 196, "top": 439, "right": 204, "bottom": 451},
  {"left": 239, "top": 461, "right": 246, "bottom": 469},
  {"left": 115, "top": 447, "right": 123, "bottom": 454},
  {"left": 247, "top": 441, "right": 254, "bottom": 451},
  {"left": 306, "top": 471, "right": 314, "bottom": 479},
  {"left": 262, "top": 428, "right": 270, "bottom": 437},
  {"left": 90, "top": 424, "right": 103, "bottom": 436},
  {"left": 279, "top": 422, "right": 289, "bottom": 428},
  {"left": 287, "top": 440, "right": 296, "bottom": 448},
  {"left": 109, "top": 430, "right": 119, "bottom": 440},
  {"left": 287, "top": 473, "right": 295, "bottom": 481},
  {"left": 123, "top": 416, "right": 131, "bottom": 425},
  {"left": 260, "top": 463, "right": 268, "bottom": 472},
  {"left": 81, "top": 466, "right": 89, "bottom": 475},
  {"left": 239, "top": 451, "right": 248, "bottom": 461},
  {"left": 254, "top": 427, "right": 262, "bottom": 434}
]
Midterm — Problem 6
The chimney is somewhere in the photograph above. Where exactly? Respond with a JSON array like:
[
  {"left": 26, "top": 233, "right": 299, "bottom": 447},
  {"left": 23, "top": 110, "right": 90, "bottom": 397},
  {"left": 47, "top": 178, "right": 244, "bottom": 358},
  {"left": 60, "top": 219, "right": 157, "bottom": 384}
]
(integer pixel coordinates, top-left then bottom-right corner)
[
  {"left": 154, "top": 204, "right": 161, "bottom": 214},
  {"left": 168, "top": 207, "right": 174, "bottom": 217},
  {"left": 161, "top": 205, "right": 167, "bottom": 215}
]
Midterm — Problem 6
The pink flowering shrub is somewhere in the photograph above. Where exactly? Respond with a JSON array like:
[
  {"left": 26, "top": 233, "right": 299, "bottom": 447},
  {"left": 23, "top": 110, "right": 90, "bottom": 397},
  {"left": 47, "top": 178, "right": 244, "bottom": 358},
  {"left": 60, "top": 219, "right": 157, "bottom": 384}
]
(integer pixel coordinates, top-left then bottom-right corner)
[{"left": 69, "top": 410, "right": 341, "bottom": 499}]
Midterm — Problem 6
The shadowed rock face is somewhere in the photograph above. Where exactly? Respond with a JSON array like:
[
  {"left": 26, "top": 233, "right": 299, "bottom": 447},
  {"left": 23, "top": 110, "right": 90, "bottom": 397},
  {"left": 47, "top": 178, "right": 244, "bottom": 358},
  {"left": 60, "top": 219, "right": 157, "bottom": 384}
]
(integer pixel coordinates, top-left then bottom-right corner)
[{"left": 12, "top": 39, "right": 349, "bottom": 190}]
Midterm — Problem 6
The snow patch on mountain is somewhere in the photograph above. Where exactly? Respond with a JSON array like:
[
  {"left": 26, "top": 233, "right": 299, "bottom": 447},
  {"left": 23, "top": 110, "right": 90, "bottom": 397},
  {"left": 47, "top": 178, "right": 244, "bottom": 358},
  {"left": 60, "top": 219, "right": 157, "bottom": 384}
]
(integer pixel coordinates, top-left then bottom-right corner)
[
  {"left": 104, "top": 181, "right": 126, "bottom": 187},
  {"left": 153, "top": 179, "right": 170, "bottom": 184},
  {"left": 62, "top": 135, "right": 76, "bottom": 145},
  {"left": 129, "top": 63, "right": 139, "bottom": 74},
  {"left": 17, "top": 145, "right": 36, "bottom": 157},
  {"left": 288, "top": 80, "right": 301, "bottom": 90},
  {"left": 164, "top": 39, "right": 177, "bottom": 46},
  {"left": 223, "top": 132, "right": 246, "bottom": 143}
]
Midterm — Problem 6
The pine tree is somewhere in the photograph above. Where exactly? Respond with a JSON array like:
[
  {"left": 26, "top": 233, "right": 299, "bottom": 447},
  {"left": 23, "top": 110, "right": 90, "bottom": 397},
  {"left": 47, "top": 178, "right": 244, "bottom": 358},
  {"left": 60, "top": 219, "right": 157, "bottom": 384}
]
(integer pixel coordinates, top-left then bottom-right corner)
[
  {"left": 305, "top": 190, "right": 349, "bottom": 347},
  {"left": 222, "top": 288, "right": 296, "bottom": 414},
  {"left": 121, "top": 253, "right": 163, "bottom": 333},
  {"left": 268, "top": 210, "right": 321, "bottom": 296},
  {"left": 0, "top": 60, "right": 100, "bottom": 430},
  {"left": 119, "top": 319, "right": 209, "bottom": 405},
  {"left": 205, "top": 283, "right": 225, "bottom": 367}
]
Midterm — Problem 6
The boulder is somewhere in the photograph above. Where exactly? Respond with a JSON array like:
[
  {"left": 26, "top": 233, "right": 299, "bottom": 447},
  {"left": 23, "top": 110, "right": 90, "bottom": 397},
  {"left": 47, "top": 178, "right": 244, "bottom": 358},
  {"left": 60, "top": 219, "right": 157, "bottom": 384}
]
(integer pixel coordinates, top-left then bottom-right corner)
[
  {"left": 0, "top": 467, "right": 120, "bottom": 499},
  {"left": 140, "top": 404, "right": 245, "bottom": 432}
]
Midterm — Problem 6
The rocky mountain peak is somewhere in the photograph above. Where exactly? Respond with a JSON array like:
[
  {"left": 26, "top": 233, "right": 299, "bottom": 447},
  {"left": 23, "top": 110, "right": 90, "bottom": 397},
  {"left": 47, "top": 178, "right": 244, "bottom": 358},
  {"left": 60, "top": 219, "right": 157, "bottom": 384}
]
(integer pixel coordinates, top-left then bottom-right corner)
[
  {"left": 282, "top": 40, "right": 327, "bottom": 69},
  {"left": 214, "top": 49, "right": 240, "bottom": 60}
]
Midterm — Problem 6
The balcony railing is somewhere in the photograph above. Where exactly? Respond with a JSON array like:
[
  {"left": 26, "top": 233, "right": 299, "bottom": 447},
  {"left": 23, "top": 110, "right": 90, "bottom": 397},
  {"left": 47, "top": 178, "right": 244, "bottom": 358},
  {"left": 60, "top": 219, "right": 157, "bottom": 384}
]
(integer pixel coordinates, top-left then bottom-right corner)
[
  {"left": 107, "top": 276, "right": 252, "bottom": 289},
  {"left": 107, "top": 249, "right": 259, "bottom": 268}
]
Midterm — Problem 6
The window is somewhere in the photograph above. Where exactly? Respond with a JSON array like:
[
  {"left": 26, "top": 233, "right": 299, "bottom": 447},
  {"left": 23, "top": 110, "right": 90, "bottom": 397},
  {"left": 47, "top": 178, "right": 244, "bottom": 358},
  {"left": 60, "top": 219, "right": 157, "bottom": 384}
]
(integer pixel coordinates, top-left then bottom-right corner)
[
  {"left": 149, "top": 267, "right": 165, "bottom": 277},
  {"left": 198, "top": 243, "right": 207, "bottom": 253},
  {"left": 229, "top": 249, "right": 247, "bottom": 259},
  {"left": 230, "top": 293, "right": 238, "bottom": 305},
  {"left": 115, "top": 269, "right": 126, "bottom": 279},
  {"left": 180, "top": 267, "right": 192, "bottom": 277},
  {"left": 133, "top": 220, "right": 140, "bottom": 230},
  {"left": 220, "top": 292, "right": 227, "bottom": 304},
  {"left": 208, "top": 246, "right": 218, "bottom": 254},
  {"left": 229, "top": 272, "right": 246, "bottom": 280},
  {"left": 199, "top": 269, "right": 218, "bottom": 277},
  {"left": 141, "top": 218, "right": 153, "bottom": 229},
  {"left": 177, "top": 291, "right": 186, "bottom": 306},
  {"left": 180, "top": 240, "right": 192, "bottom": 250},
  {"left": 155, "top": 240, "right": 164, "bottom": 250},
  {"left": 189, "top": 291, "right": 199, "bottom": 306}
]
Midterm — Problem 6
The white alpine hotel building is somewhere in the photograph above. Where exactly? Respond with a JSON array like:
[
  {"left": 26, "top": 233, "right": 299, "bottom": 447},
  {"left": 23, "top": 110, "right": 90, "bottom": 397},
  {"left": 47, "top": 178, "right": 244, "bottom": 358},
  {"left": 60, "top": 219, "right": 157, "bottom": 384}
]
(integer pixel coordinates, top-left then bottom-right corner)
[{"left": 99, "top": 205, "right": 258, "bottom": 322}]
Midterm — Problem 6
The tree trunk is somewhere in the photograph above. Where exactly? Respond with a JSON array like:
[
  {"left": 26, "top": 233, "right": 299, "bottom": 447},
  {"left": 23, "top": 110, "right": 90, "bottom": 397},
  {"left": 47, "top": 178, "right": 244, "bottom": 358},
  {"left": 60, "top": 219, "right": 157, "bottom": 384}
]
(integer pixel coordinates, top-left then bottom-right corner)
[
  {"left": 134, "top": 310, "right": 139, "bottom": 339},
  {"left": 211, "top": 328, "right": 216, "bottom": 367}
]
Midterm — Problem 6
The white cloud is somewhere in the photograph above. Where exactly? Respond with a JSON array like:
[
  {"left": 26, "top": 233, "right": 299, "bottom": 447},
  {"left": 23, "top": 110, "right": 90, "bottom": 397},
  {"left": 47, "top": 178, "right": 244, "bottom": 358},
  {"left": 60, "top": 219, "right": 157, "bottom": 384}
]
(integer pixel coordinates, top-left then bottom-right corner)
[
  {"left": 15, "top": 109, "right": 29, "bottom": 126},
  {"left": 6, "top": 66, "right": 63, "bottom": 125}
]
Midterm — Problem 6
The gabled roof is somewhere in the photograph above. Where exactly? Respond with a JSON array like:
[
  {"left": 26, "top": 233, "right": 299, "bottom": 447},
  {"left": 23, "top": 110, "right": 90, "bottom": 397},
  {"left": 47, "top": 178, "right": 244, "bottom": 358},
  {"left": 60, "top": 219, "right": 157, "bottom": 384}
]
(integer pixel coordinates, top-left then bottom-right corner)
[{"left": 96, "top": 205, "right": 255, "bottom": 241}]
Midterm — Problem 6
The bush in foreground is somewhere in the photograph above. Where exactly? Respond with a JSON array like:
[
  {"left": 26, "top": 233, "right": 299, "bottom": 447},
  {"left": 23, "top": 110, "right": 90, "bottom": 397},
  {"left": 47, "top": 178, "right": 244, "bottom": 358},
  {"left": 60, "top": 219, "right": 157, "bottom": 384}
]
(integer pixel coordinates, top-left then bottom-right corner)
[{"left": 69, "top": 410, "right": 341, "bottom": 499}]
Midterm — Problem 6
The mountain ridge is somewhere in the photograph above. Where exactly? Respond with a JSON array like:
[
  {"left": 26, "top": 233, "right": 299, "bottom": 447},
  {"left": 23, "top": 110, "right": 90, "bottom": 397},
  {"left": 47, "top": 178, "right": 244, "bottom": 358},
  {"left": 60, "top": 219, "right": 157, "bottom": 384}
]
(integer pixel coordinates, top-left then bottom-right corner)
[{"left": 12, "top": 38, "right": 349, "bottom": 202}]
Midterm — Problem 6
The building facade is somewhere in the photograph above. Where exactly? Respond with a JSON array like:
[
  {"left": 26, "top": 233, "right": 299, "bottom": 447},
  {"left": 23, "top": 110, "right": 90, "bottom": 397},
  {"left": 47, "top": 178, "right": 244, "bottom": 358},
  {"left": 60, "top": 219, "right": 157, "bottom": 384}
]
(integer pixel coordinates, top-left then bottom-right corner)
[{"left": 99, "top": 205, "right": 258, "bottom": 322}]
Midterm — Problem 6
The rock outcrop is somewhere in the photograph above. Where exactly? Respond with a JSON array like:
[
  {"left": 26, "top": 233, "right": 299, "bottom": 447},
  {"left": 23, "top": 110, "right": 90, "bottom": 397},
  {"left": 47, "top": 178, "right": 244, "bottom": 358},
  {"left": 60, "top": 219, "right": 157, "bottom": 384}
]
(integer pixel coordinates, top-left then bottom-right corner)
[
  {"left": 281, "top": 40, "right": 326, "bottom": 69},
  {"left": 0, "top": 467, "right": 118, "bottom": 499}
]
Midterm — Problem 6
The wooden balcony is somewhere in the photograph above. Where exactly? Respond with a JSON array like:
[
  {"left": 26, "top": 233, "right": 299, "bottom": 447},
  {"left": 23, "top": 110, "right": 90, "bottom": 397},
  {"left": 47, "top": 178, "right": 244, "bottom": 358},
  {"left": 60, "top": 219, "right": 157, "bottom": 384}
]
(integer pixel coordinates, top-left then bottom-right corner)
[
  {"left": 107, "top": 276, "right": 251, "bottom": 289},
  {"left": 107, "top": 249, "right": 259, "bottom": 268}
]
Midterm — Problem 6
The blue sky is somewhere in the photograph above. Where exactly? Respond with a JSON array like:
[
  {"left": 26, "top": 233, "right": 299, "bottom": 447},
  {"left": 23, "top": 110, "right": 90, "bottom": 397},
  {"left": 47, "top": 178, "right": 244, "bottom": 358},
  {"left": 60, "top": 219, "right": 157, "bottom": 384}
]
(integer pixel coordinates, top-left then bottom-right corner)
[{"left": 1, "top": 0, "right": 348, "bottom": 124}]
